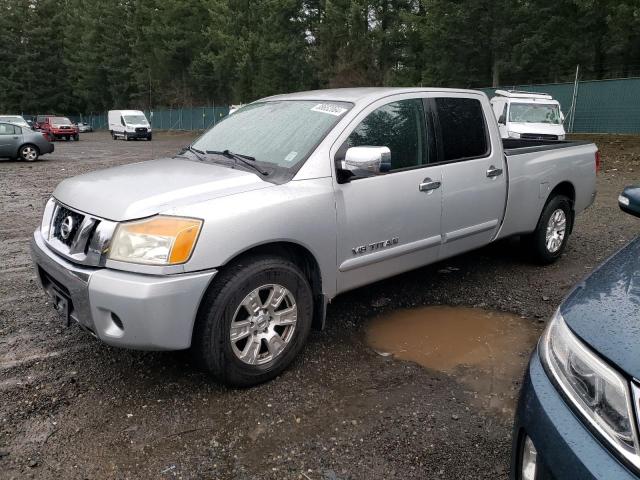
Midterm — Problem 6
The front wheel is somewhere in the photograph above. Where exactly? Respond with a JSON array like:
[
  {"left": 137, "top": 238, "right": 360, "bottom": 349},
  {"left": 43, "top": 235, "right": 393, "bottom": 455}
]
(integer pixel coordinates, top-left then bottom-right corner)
[
  {"left": 73, "top": 134, "right": 79, "bottom": 141},
  {"left": 192, "top": 255, "right": 313, "bottom": 387},
  {"left": 20, "top": 144, "right": 39, "bottom": 162},
  {"left": 524, "top": 195, "right": 572, "bottom": 264}
]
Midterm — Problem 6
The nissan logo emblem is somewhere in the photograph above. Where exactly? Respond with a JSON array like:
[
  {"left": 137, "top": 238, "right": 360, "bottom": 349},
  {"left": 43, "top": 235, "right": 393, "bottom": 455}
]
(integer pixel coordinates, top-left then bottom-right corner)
[{"left": 60, "top": 216, "right": 74, "bottom": 240}]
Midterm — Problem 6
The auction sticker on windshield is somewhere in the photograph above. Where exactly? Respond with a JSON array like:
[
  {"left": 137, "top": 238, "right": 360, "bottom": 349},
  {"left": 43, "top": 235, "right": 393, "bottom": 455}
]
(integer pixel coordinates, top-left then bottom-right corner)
[{"left": 311, "top": 104, "right": 348, "bottom": 116}]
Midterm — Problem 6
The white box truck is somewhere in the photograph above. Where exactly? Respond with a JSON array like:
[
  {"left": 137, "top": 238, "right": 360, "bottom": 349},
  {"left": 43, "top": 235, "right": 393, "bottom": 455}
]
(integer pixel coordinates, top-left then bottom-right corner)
[
  {"left": 108, "top": 110, "right": 152, "bottom": 141},
  {"left": 490, "top": 90, "right": 566, "bottom": 141}
]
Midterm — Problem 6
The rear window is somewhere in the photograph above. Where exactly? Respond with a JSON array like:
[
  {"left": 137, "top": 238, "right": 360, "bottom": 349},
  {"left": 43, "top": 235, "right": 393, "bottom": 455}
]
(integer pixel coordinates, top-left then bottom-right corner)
[{"left": 435, "top": 97, "right": 489, "bottom": 161}]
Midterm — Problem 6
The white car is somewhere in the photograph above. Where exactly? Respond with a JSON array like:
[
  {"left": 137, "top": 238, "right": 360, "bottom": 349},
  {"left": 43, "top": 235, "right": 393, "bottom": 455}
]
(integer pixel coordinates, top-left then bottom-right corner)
[
  {"left": 490, "top": 90, "right": 566, "bottom": 141},
  {"left": 0, "top": 115, "right": 31, "bottom": 129},
  {"left": 76, "top": 122, "right": 93, "bottom": 133}
]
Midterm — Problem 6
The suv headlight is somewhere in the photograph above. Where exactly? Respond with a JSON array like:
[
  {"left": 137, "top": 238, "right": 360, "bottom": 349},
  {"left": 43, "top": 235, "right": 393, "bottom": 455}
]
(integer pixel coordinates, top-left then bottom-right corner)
[
  {"left": 108, "top": 215, "right": 202, "bottom": 265},
  {"left": 540, "top": 311, "right": 640, "bottom": 468}
]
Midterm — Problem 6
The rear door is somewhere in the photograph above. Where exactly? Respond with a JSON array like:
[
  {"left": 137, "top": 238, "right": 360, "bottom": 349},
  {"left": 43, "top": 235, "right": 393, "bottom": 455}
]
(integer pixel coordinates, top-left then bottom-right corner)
[
  {"left": 334, "top": 95, "right": 443, "bottom": 293},
  {"left": 0, "top": 123, "right": 21, "bottom": 158},
  {"left": 431, "top": 95, "right": 507, "bottom": 259}
]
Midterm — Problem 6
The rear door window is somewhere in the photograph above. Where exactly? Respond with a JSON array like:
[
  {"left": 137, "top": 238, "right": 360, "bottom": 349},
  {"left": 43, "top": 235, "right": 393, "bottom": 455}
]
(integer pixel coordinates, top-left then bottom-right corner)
[
  {"left": 434, "top": 97, "right": 489, "bottom": 162},
  {"left": 0, "top": 123, "right": 16, "bottom": 135}
]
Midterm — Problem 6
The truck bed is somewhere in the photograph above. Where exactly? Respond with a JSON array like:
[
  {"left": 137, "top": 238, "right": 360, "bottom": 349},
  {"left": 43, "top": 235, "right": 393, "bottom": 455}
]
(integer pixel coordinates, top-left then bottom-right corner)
[
  {"left": 496, "top": 139, "right": 597, "bottom": 240},
  {"left": 502, "top": 138, "right": 593, "bottom": 156}
]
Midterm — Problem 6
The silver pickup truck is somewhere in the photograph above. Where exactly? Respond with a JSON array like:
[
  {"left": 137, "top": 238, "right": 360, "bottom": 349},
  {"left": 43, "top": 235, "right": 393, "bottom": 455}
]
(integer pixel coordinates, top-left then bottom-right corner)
[{"left": 31, "top": 88, "right": 598, "bottom": 386}]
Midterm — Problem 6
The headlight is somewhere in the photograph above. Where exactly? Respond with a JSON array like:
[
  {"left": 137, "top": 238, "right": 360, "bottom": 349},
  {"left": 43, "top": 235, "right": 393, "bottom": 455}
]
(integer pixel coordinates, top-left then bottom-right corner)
[
  {"left": 508, "top": 131, "right": 521, "bottom": 139},
  {"left": 108, "top": 215, "right": 202, "bottom": 265},
  {"left": 540, "top": 311, "right": 640, "bottom": 468},
  {"left": 558, "top": 134, "right": 566, "bottom": 140}
]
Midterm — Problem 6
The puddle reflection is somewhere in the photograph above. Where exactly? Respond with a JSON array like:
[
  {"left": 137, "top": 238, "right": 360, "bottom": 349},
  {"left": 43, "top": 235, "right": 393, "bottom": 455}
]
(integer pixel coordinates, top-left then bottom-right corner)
[{"left": 366, "top": 306, "right": 541, "bottom": 413}]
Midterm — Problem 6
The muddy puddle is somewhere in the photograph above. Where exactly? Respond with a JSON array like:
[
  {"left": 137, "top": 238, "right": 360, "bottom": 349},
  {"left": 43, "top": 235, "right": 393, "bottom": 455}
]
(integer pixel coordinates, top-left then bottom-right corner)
[{"left": 366, "top": 306, "right": 541, "bottom": 414}]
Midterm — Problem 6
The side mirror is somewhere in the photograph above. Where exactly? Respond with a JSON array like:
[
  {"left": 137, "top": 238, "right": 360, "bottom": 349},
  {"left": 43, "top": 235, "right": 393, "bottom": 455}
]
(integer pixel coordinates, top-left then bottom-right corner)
[
  {"left": 619, "top": 186, "right": 640, "bottom": 218},
  {"left": 497, "top": 114, "right": 506, "bottom": 125},
  {"left": 560, "top": 112, "right": 565, "bottom": 122},
  {"left": 343, "top": 146, "right": 391, "bottom": 175}
]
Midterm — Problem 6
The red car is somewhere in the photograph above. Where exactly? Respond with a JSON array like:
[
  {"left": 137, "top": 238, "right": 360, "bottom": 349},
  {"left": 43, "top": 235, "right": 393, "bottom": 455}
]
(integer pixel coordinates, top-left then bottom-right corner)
[{"left": 36, "top": 115, "right": 79, "bottom": 141}]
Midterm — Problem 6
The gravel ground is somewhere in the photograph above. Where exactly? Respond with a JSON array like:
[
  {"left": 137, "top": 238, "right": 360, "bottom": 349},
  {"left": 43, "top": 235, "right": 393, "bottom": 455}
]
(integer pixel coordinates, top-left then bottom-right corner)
[{"left": 1, "top": 131, "right": 639, "bottom": 479}]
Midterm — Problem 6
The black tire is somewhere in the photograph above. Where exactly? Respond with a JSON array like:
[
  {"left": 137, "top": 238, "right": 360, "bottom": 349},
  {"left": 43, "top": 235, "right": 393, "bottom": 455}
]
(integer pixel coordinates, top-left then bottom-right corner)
[
  {"left": 19, "top": 144, "right": 39, "bottom": 162},
  {"left": 524, "top": 195, "right": 572, "bottom": 264},
  {"left": 73, "top": 134, "right": 79, "bottom": 141},
  {"left": 111, "top": 130, "right": 116, "bottom": 140},
  {"left": 192, "top": 255, "right": 313, "bottom": 387},
  {"left": 147, "top": 134, "right": 152, "bottom": 141}
]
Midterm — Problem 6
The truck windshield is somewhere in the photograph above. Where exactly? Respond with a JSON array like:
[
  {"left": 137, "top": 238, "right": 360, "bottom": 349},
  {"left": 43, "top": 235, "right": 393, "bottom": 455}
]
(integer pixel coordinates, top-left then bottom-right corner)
[
  {"left": 52, "top": 117, "right": 71, "bottom": 124},
  {"left": 509, "top": 103, "right": 561, "bottom": 124},
  {"left": 191, "top": 100, "right": 353, "bottom": 169},
  {"left": 123, "top": 115, "right": 148, "bottom": 124}
]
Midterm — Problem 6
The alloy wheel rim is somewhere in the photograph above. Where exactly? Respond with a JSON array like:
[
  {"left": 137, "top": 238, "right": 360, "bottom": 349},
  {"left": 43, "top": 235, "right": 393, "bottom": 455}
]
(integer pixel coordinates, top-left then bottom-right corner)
[
  {"left": 545, "top": 209, "right": 566, "bottom": 253},
  {"left": 22, "top": 147, "right": 36, "bottom": 161},
  {"left": 230, "top": 284, "right": 297, "bottom": 365}
]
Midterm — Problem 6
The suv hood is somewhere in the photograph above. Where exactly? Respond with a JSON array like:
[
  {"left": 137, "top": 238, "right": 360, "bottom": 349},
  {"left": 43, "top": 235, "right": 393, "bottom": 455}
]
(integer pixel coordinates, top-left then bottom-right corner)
[
  {"left": 53, "top": 157, "right": 272, "bottom": 221},
  {"left": 561, "top": 236, "right": 640, "bottom": 379}
]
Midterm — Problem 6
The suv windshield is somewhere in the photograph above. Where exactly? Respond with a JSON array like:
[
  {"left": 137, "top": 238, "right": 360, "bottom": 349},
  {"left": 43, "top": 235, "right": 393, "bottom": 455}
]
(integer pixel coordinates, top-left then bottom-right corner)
[
  {"left": 52, "top": 117, "right": 71, "bottom": 124},
  {"left": 191, "top": 100, "right": 353, "bottom": 169},
  {"left": 509, "top": 103, "right": 561, "bottom": 124},
  {"left": 124, "top": 115, "right": 148, "bottom": 124}
]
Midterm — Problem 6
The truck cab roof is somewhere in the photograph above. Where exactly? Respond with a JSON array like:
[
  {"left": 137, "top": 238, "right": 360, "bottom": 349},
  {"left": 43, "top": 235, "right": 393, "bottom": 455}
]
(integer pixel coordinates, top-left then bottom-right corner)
[{"left": 262, "top": 87, "right": 487, "bottom": 106}]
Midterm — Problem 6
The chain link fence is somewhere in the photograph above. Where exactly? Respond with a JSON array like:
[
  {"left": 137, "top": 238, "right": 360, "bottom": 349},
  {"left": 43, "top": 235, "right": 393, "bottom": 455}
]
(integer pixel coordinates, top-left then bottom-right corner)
[{"left": 480, "top": 77, "right": 640, "bottom": 134}]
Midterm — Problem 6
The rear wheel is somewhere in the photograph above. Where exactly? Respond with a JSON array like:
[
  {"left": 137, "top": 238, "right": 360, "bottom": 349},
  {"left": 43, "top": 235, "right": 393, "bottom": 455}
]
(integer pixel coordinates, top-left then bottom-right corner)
[
  {"left": 20, "top": 144, "right": 39, "bottom": 162},
  {"left": 524, "top": 195, "right": 572, "bottom": 264},
  {"left": 192, "top": 255, "right": 313, "bottom": 387}
]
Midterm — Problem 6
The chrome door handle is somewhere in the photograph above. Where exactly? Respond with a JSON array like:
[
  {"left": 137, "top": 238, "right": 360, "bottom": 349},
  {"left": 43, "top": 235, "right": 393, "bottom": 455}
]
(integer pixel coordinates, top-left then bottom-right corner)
[
  {"left": 419, "top": 178, "right": 441, "bottom": 192},
  {"left": 486, "top": 166, "right": 503, "bottom": 178}
]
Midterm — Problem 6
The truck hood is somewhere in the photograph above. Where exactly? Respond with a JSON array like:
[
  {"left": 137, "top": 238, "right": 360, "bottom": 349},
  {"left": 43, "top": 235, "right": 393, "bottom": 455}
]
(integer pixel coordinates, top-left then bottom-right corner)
[
  {"left": 561, "top": 236, "right": 640, "bottom": 379},
  {"left": 53, "top": 157, "right": 272, "bottom": 221},
  {"left": 508, "top": 122, "right": 565, "bottom": 136}
]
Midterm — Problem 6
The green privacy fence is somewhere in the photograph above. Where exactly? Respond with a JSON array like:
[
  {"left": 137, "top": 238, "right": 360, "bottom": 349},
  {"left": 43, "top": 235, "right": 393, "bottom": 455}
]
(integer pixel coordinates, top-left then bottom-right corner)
[
  {"left": 75, "top": 106, "right": 230, "bottom": 132},
  {"left": 479, "top": 77, "right": 640, "bottom": 134}
]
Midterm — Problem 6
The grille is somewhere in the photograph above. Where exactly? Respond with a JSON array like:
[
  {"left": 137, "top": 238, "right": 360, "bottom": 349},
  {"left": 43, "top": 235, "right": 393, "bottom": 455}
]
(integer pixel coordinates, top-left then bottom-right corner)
[
  {"left": 521, "top": 133, "right": 558, "bottom": 141},
  {"left": 52, "top": 205, "right": 85, "bottom": 246},
  {"left": 135, "top": 127, "right": 148, "bottom": 133},
  {"left": 59, "top": 126, "right": 71, "bottom": 130}
]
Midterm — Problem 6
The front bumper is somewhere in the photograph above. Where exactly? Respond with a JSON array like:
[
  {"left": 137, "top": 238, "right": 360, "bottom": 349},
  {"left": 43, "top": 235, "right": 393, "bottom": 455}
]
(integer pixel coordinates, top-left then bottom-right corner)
[
  {"left": 127, "top": 131, "right": 152, "bottom": 138},
  {"left": 30, "top": 230, "right": 216, "bottom": 350},
  {"left": 511, "top": 350, "right": 638, "bottom": 479}
]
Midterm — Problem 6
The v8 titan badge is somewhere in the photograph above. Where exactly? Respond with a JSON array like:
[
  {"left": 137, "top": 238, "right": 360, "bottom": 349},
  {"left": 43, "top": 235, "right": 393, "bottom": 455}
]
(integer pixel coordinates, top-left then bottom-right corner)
[{"left": 352, "top": 237, "right": 399, "bottom": 255}]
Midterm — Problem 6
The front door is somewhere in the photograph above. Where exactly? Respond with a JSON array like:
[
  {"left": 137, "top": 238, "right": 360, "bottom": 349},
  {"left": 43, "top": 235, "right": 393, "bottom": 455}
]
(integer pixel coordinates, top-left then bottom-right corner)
[
  {"left": 431, "top": 95, "right": 507, "bottom": 259},
  {"left": 334, "top": 96, "right": 442, "bottom": 293}
]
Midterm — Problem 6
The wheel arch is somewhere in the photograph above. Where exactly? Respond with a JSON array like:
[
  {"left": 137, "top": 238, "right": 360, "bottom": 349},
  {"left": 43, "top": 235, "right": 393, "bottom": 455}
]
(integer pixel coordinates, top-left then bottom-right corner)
[
  {"left": 212, "top": 241, "right": 327, "bottom": 330},
  {"left": 546, "top": 181, "right": 576, "bottom": 233}
]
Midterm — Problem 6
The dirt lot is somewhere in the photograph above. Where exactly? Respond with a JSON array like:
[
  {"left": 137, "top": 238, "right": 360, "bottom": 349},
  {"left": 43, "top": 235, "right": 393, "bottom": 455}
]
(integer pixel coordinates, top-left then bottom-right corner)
[{"left": 1, "top": 131, "right": 639, "bottom": 479}]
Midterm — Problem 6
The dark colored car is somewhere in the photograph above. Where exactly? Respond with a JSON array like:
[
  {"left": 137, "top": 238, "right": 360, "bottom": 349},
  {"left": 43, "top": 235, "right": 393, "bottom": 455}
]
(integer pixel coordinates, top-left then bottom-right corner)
[
  {"left": 511, "top": 185, "right": 640, "bottom": 479},
  {"left": 0, "top": 122, "right": 54, "bottom": 161}
]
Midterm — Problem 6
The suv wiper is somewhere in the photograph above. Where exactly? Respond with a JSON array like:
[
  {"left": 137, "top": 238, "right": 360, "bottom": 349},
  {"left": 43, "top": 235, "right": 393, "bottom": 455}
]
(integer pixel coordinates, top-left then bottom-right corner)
[{"left": 206, "top": 149, "right": 269, "bottom": 176}]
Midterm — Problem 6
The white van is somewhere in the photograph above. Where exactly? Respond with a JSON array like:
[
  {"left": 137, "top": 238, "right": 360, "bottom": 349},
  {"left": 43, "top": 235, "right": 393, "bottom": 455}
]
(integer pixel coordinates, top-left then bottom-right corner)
[
  {"left": 490, "top": 90, "right": 566, "bottom": 140},
  {"left": 108, "top": 110, "right": 152, "bottom": 141}
]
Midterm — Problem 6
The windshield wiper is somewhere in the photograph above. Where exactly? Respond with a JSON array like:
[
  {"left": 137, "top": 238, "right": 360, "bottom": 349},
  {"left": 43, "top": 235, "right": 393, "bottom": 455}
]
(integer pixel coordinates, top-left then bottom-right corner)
[
  {"left": 206, "top": 149, "right": 269, "bottom": 176},
  {"left": 187, "top": 145, "right": 206, "bottom": 162}
]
